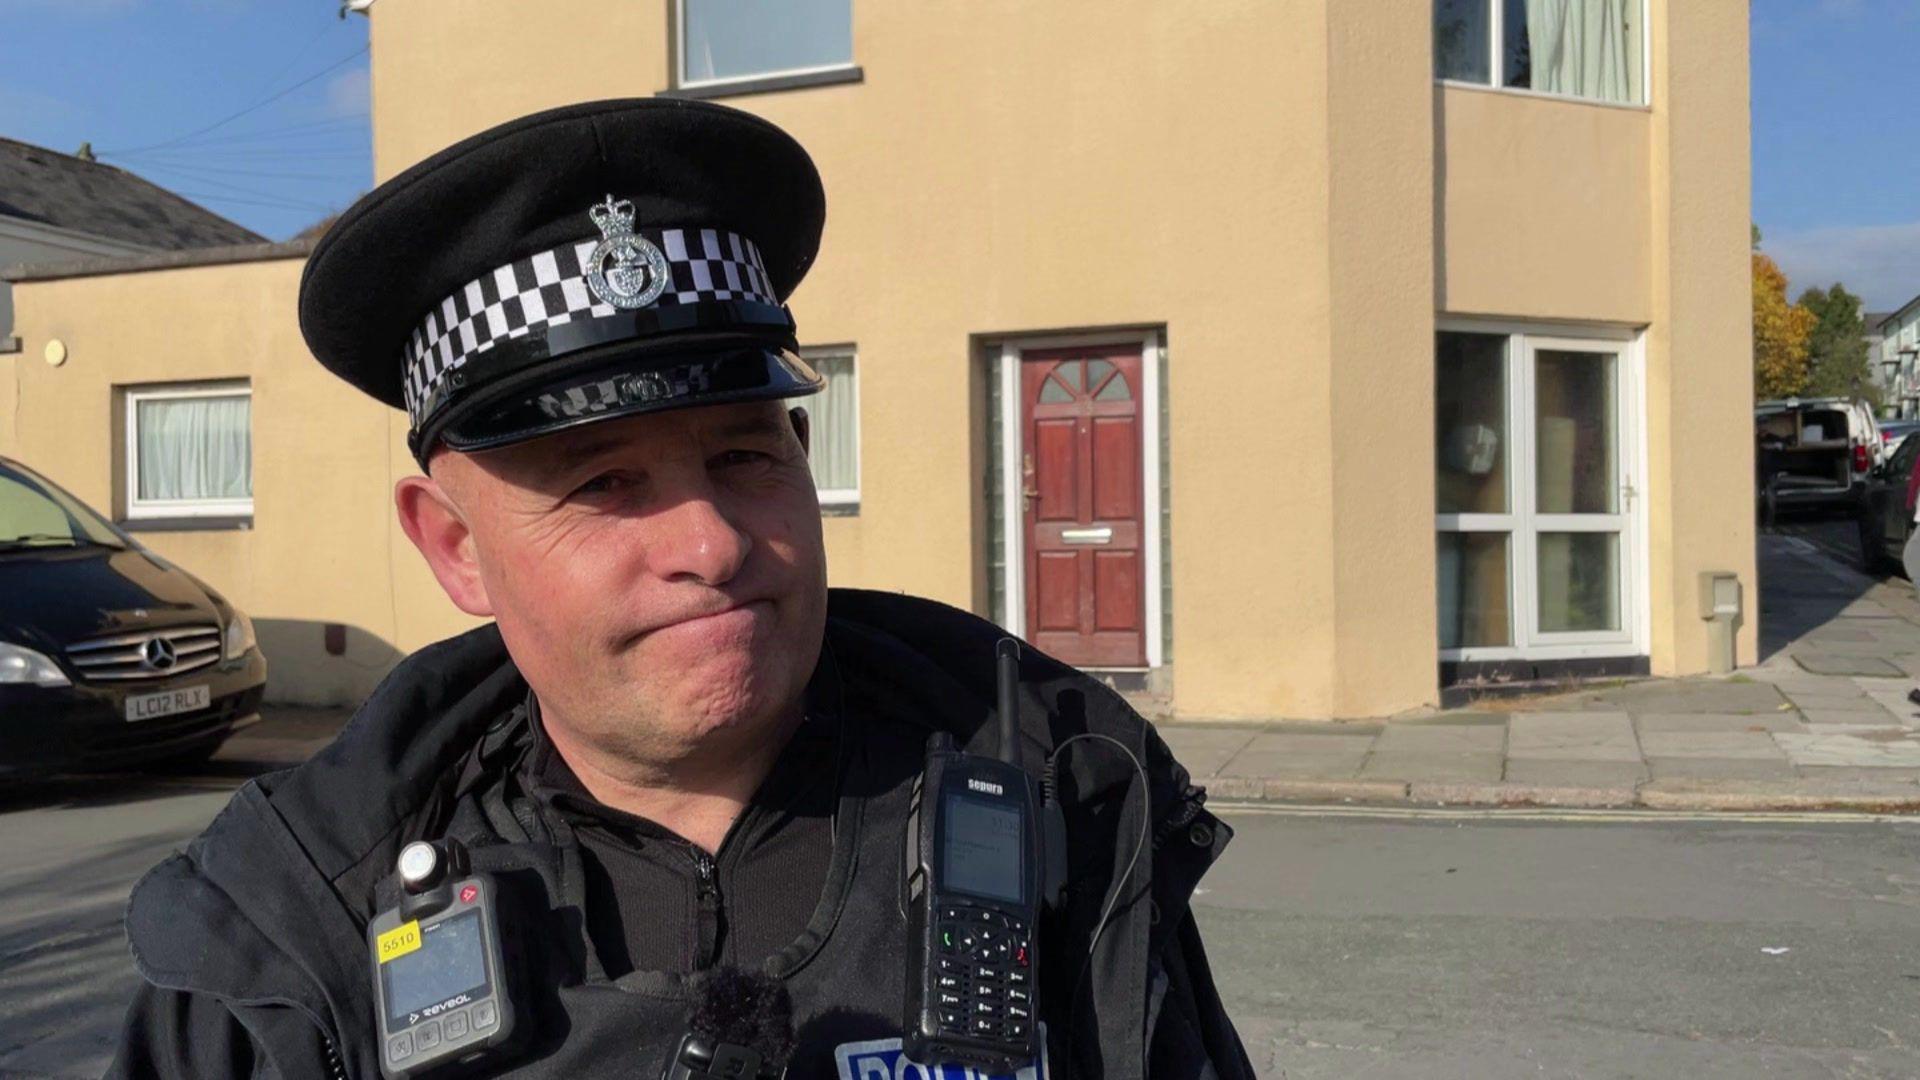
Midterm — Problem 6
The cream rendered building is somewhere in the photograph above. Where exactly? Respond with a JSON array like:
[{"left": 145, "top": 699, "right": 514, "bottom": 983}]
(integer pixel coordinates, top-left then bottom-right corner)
[{"left": 0, "top": 1, "right": 1755, "bottom": 720}]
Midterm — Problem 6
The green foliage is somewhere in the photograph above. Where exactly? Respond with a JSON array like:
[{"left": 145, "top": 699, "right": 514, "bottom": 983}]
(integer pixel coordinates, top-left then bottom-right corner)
[{"left": 1799, "top": 283, "right": 1881, "bottom": 408}]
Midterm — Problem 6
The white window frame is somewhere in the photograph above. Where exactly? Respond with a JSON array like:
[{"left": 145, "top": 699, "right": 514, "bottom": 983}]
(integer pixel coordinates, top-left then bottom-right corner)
[
  {"left": 674, "top": 0, "right": 857, "bottom": 91},
  {"left": 800, "top": 347, "right": 859, "bottom": 508},
  {"left": 1435, "top": 0, "right": 1652, "bottom": 110},
  {"left": 1436, "top": 321, "right": 1648, "bottom": 662},
  {"left": 123, "top": 382, "right": 253, "bottom": 520}
]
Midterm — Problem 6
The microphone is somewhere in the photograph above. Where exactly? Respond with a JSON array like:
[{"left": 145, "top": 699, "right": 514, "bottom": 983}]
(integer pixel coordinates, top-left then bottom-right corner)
[{"left": 663, "top": 967, "right": 796, "bottom": 1080}]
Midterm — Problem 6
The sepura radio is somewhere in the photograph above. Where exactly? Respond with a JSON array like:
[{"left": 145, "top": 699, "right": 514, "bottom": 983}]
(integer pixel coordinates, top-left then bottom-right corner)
[{"left": 901, "top": 639, "right": 1063, "bottom": 1073}]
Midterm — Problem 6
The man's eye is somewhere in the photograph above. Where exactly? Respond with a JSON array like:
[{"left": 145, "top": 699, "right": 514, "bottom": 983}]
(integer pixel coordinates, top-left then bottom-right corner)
[
  {"left": 574, "top": 473, "right": 630, "bottom": 496},
  {"left": 717, "top": 449, "right": 771, "bottom": 468}
]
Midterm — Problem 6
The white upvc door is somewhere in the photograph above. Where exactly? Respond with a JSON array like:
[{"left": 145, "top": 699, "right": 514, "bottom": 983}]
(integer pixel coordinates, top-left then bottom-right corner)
[
  {"left": 1436, "top": 325, "right": 1646, "bottom": 662},
  {"left": 1515, "top": 335, "right": 1638, "bottom": 653}
]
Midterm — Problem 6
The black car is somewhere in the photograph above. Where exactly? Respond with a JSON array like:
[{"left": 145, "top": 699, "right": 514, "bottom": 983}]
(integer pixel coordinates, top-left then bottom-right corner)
[
  {"left": 0, "top": 455, "right": 266, "bottom": 776},
  {"left": 1859, "top": 432, "right": 1920, "bottom": 576}
]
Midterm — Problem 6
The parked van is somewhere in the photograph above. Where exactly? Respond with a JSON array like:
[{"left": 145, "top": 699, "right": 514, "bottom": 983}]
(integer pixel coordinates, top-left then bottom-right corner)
[{"left": 1755, "top": 397, "right": 1884, "bottom": 520}]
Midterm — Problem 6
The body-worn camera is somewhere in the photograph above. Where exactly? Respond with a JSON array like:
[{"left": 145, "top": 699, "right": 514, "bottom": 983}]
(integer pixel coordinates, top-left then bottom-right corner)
[{"left": 368, "top": 838, "right": 516, "bottom": 1078}]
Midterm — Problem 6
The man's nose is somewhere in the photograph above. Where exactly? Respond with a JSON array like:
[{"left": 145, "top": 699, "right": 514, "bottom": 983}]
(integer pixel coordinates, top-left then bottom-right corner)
[{"left": 649, "top": 490, "right": 752, "bottom": 586}]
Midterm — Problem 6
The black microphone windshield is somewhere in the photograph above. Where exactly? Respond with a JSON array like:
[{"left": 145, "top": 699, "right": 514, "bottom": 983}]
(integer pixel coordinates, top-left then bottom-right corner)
[{"left": 685, "top": 967, "right": 795, "bottom": 1076}]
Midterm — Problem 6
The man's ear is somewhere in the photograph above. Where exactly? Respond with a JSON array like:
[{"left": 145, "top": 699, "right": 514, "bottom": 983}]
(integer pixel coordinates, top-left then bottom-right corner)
[
  {"left": 393, "top": 471, "right": 494, "bottom": 618},
  {"left": 788, "top": 406, "right": 811, "bottom": 456}
]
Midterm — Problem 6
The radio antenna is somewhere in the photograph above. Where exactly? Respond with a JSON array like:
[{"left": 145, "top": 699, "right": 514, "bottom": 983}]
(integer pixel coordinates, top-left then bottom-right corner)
[{"left": 995, "top": 637, "right": 1021, "bottom": 766}]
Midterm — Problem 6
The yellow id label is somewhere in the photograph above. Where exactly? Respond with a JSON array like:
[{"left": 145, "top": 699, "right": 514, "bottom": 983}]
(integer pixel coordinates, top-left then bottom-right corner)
[{"left": 376, "top": 921, "right": 421, "bottom": 964}]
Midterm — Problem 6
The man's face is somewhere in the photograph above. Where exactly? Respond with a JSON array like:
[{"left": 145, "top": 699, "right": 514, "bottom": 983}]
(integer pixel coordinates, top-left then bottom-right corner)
[{"left": 420, "top": 400, "right": 828, "bottom": 765}]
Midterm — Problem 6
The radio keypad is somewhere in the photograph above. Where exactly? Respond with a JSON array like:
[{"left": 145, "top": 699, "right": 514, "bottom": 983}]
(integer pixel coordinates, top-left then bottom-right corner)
[{"left": 932, "top": 901, "right": 1035, "bottom": 1044}]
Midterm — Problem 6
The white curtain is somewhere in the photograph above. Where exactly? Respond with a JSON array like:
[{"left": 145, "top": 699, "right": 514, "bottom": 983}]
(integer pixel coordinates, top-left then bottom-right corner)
[
  {"left": 1525, "top": 0, "right": 1633, "bottom": 104},
  {"left": 805, "top": 356, "right": 858, "bottom": 495},
  {"left": 137, "top": 395, "right": 251, "bottom": 502}
]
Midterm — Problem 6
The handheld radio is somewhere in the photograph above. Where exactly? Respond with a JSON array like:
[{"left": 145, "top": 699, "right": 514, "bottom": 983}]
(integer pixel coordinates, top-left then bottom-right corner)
[
  {"left": 368, "top": 838, "right": 516, "bottom": 1078},
  {"left": 902, "top": 638, "right": 1050, "bottom": 1072}
]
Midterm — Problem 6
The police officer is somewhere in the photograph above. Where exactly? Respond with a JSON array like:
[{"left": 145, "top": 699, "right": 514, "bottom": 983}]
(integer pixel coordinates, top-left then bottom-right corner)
[{"left": 108, "top": 98, "right": 1251, "bottom": 1079}]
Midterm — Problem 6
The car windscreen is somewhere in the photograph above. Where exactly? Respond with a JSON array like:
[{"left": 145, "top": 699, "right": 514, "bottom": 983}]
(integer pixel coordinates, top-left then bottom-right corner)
[{"left": 0, "top": 463, "right": 127, "bottom": 549}]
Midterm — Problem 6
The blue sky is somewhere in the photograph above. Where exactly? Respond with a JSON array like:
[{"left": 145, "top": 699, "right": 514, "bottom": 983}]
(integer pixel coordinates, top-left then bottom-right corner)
[
  {"left": 1753, "top": 0, "right": 1920, "bottom": 311},
  {"left": 2, "top": 1, "right": 1915, "bottom": 306},
  {"left": 2, "top": 0, "right": 370, "bottom": 242}
]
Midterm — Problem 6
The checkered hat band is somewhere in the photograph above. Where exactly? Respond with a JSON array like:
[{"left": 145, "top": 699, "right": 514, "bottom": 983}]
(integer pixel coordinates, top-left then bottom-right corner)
[{"left": 400, "top": 227, "right": 775, "bottom": 424}]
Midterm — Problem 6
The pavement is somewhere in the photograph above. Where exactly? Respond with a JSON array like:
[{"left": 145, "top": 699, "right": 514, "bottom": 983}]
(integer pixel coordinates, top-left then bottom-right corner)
[{"left": 1161, "top": 520, "right": 1920, "bottom": 813}]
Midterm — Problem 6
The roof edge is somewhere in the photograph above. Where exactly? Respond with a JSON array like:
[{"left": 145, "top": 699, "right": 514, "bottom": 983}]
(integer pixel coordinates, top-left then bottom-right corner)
[{"left": 2, "top": 238, "right": 314, "bottom": 284}]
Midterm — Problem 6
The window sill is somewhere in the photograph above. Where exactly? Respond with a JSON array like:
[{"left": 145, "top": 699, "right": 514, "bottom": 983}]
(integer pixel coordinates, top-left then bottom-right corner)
[
  {"left": 120, "top": 516, "right": 253, "bottom": 533},
  {"left": 820, "top": 501, "right": 860, "bottom": 518},
  {"left": 662, "top": 65, "right": 863, "bottom": 101},
  {"left": 0, "top": 336, "right": 20, "bottom": 355},
  {"left": 1436, "top": 78, "right": 1649, "bottom": 113}
]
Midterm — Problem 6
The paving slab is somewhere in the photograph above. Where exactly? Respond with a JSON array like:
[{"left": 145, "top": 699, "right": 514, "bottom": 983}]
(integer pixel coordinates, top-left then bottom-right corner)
[
  {"left": 1798, "top": 765, "right": 1920, "bottom": 782},
  {"left": 1219, "top": 733, "right": 1373, "bottom": 779},
  {"left": 1156, "top": 727, "right": 1256, "bottom": 779},
  {"left": 1799, "top": 705, "right": 1904, "bottom": 725},
  {"left": 1633, "top": 712, "right": 1806, "bottom": 735},
  {"left": 1587, "top": 680, "right": 1787, "bottom": 714},
  {"left": 1505, "top": 713, "right": 1639, "bottom": 761},
  {"left": 1645, "top": 756, "right": 1798, "bottom": 781},
  {"left": 1777, "top": 689, "right": 1879, "bottom": 710},
  {"left": 1386, "top": 712, "right": 1508, "bottom": 727},
  {"left": 1373, "top": 723, "right": 1505, "bottom": 753},
  {"left": 1792, "top": 654, "right": 1907, "bottom": 677},
  {"left": 1773, "top": 731, "right": 1920, "bottom": 768},
  {"left": 1637, "top": 731, "right": 1785, "bottom": 760},
  {"left": 1358, "top": 751, "right": 1503, "bottom": 783},
  {"left": 1503, "top": 758, "right": 1648, "bottom": 786}
]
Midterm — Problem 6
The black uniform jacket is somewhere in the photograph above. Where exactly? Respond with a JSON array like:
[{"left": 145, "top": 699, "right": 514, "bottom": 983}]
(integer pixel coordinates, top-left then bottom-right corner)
[{"left": 107, "top": 590, "right": 1253, "bottom": 1079}]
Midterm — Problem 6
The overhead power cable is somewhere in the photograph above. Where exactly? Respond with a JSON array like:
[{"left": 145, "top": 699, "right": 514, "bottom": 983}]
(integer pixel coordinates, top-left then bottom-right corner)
[
  {"left": 113, "top": 116, "right": 370, "bottom": 156},
  {"left": 99, "top": 44, "right": 370, "bottom": 157}
]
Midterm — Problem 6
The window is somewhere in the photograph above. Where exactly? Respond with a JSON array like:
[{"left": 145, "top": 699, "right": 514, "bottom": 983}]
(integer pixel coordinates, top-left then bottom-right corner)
[
  {"left": 1436, "top": 327, "right": 1642, "bottom": 660},
  {"left": 677, "top": 0, "right": 853, "bottom": 89},
  {"left": 1435, "top": 0, "right": 1645, "bottom": 107},
  {"left": 793, "top": 350, "right": 857, "bottom": 508},
  {"left": 124, "top": 383, "right": 252, "bottom": 520}
]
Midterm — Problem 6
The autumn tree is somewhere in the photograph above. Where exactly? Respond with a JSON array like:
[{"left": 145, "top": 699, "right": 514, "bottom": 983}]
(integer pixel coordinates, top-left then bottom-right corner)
[
  {"left": 1753, "top": 250, "right": 1814, "bottom": 400},
  {"left": 1800, "top": 283, "right": 1880, "bottom": 407}
]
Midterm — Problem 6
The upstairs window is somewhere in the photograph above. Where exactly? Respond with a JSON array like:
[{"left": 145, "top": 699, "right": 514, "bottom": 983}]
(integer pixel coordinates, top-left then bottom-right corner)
[
  {"left": 1435, "top": 0, "right": 1645, "bottom": 107},
  {"left": 678, "top": 0, "right": 853, "bottom": 89},
  {"left": 124, "top": 383, "right": 252, "bottom": 520}
]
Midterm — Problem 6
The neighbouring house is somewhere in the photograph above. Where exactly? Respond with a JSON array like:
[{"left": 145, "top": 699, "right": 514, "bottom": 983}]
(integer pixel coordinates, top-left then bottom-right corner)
[
  {"left": 1, "top": 1, "right": 1756, "bottom": 719},
  {"left": 0, "top": 136, "right": 263, "bottom": 347},
  {"left": 1875, "top": 302, "right": 1920, "bottom": 419}
]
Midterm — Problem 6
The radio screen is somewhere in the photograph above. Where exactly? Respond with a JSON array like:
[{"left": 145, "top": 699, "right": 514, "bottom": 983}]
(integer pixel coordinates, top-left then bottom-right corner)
[
  {"left": 383, "top": 909, "right": 491, "bottom": 1023},
  {"left": 942, "top": 793, "right": 1024, "bottom": 904}
]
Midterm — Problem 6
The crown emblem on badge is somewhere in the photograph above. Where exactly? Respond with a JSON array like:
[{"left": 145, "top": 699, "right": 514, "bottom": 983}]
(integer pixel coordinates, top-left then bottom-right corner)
[{"left": 585, "top": 194, "right": 670, "bottom": 310}]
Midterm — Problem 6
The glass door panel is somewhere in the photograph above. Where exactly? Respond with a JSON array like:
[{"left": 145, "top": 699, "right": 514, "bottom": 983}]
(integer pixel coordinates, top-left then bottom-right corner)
[
  {"left": 1536, "top": 531, "right": 1620, "bottom": 633},
  {"left": 1525, "top": 338, "right": 1633, "bottom": 648},
  {"left": 1534, "top": 350, "right": 1617, "bottom": 514},
  {"left": 1438, "top": 532, "right": 1512, "bottom": 648}
]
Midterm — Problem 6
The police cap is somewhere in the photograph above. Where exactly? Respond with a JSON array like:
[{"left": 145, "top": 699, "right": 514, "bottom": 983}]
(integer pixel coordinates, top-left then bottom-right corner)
[{"left": 298, "top": 98, "right": 827, "bottom": 467}]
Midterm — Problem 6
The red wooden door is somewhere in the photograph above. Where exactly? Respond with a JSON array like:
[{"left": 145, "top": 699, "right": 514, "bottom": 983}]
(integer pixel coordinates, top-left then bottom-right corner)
[{"left": 1022, "top": 346, "right": 1147, "bottom": 667}]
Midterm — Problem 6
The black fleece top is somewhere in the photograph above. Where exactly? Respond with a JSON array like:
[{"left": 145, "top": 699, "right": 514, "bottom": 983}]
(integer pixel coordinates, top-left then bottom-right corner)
[{"left": 522, "top": 696, "right": 841, "bottom": 976}]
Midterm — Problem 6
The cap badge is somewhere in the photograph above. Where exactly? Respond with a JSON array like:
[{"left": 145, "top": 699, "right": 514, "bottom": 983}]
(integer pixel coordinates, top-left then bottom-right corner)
[{"left": 585, "top": 195, "right": 671, "bottom": 310}]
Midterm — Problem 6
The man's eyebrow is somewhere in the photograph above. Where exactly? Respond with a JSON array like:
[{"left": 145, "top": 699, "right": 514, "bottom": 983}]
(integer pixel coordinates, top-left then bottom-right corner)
[
  {"left": 516, "top": 435, "right": 629, "bottom": 486},
  {"left": 712, "top": 413, "right": 792, "bottom": 441}
]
